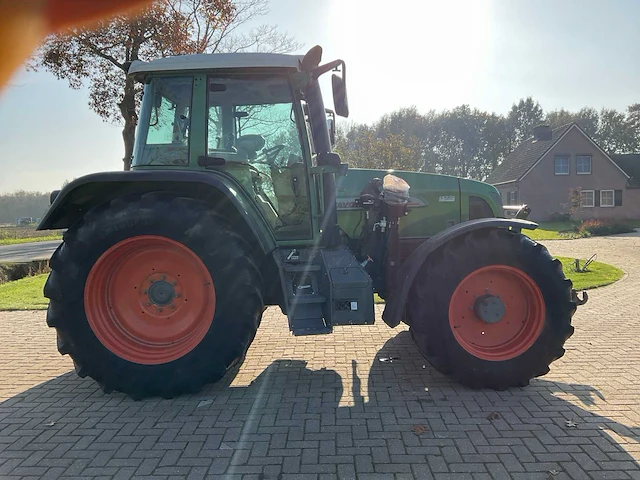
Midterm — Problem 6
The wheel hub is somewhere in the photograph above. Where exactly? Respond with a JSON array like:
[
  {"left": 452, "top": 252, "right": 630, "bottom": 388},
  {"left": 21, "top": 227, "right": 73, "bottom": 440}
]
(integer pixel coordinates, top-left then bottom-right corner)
[
  {"left": 147, "top": 279, "right": 175, "bottom": 306},
  {"left": 84, "top": 235, "right": 216, "bottom": 365},
  {"left": 473, "top": 294, "right": 506, "bottom": 324},
  {"left": 448, "top": 265, "right": 546, "bottom": 361}
]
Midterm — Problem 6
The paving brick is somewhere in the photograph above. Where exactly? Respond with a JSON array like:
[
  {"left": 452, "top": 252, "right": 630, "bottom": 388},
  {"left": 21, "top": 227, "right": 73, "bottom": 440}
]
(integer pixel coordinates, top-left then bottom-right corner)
[
  {"left": 0, "top": 236, "right": 639, "bottom": 479},
  {"left": 300, "top": 463, "right": 336, "bottom": 474},
  {"left": 374, "top": 463, "right": 412, "bottom": 473},
  {"left": 354, "top": 455, "right": 373, "bottom": 473},
  {"left": 589, "top": 472, "right": 633, "bottom": 480},
  {"left": 336, "top": 463, "right": 356, "bottom": 480},
  {"left": 427, "top": 455, "right": 449, "bottom": 473},
  {"left": 283, "top": 456, "right": 301, "bottom": 474}
]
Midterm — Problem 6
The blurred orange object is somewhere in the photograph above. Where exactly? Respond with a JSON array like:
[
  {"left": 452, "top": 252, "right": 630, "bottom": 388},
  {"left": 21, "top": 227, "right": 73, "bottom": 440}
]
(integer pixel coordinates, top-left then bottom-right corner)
[{"left": 0, "top": 0, "right": 152, "bottom": 91}]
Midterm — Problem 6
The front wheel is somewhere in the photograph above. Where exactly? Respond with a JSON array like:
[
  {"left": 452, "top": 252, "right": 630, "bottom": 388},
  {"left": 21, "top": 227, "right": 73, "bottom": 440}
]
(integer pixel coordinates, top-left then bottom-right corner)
[
  {"left": 407, "top": 228, "right": 577, "bottom": 390},
  {"left": 44, "top": 193, "right": 264, "bottom": 399}
]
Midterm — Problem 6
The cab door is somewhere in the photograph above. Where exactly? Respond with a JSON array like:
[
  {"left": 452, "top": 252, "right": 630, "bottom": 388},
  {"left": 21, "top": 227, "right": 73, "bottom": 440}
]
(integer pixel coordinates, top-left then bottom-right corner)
[{"left": 204, "top": 74, "right": 316, "bottom": 242}]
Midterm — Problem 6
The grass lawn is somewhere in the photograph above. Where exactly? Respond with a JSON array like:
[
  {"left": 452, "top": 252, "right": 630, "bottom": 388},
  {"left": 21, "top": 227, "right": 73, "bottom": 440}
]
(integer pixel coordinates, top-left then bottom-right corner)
[
  {"left": 556, "top": 256, "right": 624, "bottom": 291},
  {"left": 0, "top": 274, "right": 49, "bottom": 311},
  {"left": 525, "top": 220, "right": 640, "bottom": 241},
  {"left": 0, "top": 256, "right": 624, "bottom": 310},
  {"left": 525, "top": 222, "right": 579, "bottom": 240},
  {"left": 0, "top": 235, "right": 62, "bottom": 246}
]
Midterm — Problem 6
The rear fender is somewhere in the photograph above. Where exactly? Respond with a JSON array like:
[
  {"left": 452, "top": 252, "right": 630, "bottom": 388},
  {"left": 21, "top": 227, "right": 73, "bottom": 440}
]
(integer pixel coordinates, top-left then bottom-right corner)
[
  {"left": 38, "top": 170, "right": 276, "bottom": 254},
  {"left": 381, "top": 218, "right": 538, "bottom": 328}
]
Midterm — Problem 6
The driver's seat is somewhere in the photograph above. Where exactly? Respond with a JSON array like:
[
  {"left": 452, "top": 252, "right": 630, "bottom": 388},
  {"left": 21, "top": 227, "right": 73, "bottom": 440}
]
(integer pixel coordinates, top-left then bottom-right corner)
[{"left": 236, "top": 134, "right": 265, "bottom": 160}]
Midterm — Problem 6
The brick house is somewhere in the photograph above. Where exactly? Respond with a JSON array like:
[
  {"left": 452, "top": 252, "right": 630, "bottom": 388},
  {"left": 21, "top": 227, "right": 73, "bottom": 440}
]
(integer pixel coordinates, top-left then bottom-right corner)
[{"left": 486, "top": 122, "right": 640, "bottom": 222}]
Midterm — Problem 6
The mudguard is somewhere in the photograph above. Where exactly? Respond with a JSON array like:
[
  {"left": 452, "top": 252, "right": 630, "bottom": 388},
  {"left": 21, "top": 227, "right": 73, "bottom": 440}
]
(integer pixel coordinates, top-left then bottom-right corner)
[
  {"left": 381, "top": 218, "right": 538, "bottom": 328},
  {"left": 37, "top": 170, "right": 277, "bottom": 254}
]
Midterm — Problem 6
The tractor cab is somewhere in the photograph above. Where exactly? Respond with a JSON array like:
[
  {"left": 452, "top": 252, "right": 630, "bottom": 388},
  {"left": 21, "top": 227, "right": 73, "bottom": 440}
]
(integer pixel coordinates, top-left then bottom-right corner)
[{"left": 129, "top": 52, "right": 345, "bottom": 243}]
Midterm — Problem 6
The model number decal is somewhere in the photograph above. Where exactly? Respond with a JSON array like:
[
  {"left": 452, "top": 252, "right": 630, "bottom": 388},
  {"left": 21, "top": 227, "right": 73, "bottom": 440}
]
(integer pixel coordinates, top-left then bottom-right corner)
[{"left": 439, "top": 195, "right": 456, "bottom": 202}]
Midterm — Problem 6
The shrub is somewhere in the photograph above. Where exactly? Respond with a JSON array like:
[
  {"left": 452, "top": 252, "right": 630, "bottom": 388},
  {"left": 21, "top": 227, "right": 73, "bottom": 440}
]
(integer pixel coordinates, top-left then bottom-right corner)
[
  {"left": 550, "top": 212, "right": 572, "bottom": 222},
  {"left": 577, "top": 219, "right": 635, "bottom": 237}
]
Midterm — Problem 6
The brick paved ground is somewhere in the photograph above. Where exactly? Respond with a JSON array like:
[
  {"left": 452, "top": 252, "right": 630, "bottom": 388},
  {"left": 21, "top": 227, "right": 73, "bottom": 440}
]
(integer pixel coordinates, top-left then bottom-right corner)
[{"left": 0, "top": 234, "right": 639, "bottom": 479}]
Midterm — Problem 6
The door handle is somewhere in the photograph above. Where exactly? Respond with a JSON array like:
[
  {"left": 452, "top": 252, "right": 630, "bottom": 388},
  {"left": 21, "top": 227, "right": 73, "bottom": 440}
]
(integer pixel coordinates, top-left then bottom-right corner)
[{"left": 292, "top": 176, "right": 299, "bottom": 197}]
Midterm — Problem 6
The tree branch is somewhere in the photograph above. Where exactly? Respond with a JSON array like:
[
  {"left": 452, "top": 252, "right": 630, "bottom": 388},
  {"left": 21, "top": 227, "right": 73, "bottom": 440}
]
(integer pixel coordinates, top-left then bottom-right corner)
[{"left": 81, "top": 40, "right": 125, "bottom": 70}]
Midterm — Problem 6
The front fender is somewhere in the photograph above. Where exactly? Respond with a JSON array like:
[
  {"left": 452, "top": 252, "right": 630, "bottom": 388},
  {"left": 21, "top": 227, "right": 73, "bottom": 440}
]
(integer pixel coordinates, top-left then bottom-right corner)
[
  {"left": 381, "top": 218, "right": 538, "bottom": 328},
  {"left": 38, "top": 170, "right": 276, "bottom": 254}
]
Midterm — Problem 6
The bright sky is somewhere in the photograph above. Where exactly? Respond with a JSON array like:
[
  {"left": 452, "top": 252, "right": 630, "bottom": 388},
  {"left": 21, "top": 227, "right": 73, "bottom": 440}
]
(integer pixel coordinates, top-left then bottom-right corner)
[{"left": 0, "top": 0, "right": 638, "bottom": 193}]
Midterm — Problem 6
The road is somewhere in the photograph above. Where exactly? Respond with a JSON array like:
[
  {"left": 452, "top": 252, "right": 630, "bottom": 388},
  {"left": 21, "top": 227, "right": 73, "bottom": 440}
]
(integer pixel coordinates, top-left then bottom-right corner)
[{"left": 0, "top": 239, "right": 61, "bottom": 263}]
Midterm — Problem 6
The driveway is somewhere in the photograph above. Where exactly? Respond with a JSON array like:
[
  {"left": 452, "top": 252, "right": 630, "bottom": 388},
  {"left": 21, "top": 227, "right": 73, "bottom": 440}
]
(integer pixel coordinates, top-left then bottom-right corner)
[
  {"left": 0, "top": 240, "right": 61, "bottom": 263},
  {"left": 0, "top": 234, "right": 638, "bottom": 479}
]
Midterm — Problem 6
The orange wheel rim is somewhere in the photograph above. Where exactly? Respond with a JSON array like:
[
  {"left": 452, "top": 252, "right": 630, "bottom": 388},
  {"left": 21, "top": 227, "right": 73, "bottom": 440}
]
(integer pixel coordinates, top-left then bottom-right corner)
[
  {"left": 84, "top": 235, "right": 216, "bottom": 365},
  {"left": 448, "top": 265, "right": 545, "bottom": 362}
]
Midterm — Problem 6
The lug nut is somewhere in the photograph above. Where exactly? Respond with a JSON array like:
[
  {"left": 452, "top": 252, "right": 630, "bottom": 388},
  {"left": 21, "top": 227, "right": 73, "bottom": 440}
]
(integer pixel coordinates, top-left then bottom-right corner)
[
  {"left": 145, "top": 302, "right": 152, "bottom": 306},
  {"left": 143, "top": 289, "right": 148, "bottom": 294},
  {"left": 172, "top": 281, "right": 177, "bottom": 286},
  {"left": 161, "top": 275, "right": 166, "bottom": 280},
  {"left": 157, "top": 308, "right": 163, "bottom": 313},
  {"left": 175, "top": 293, "right": 182, "bottom": 298},
  {"left": 170, "top": 304, "right": 176, "bottom": 310}
]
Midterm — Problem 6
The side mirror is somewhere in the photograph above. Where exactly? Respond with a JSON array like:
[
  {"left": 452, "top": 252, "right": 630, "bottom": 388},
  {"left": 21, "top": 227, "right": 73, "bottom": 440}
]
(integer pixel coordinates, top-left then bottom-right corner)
[
  {"left": 326, "top": 109, "right": 336, "bottom": 147},
  {"left": 305, "top": 56, "right": 349, "bottom": 118},
  {"left": 332, "top": 73, "right": 349, "bottom": 118}
]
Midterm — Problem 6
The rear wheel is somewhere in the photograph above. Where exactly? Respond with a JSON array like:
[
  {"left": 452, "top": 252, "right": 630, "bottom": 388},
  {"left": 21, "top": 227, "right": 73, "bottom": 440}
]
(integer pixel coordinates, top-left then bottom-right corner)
[
  {"left": 407, "top": 228, "right": 576, "bottom": 390},
  {"left": 44, "top": 193, "right": 264, "bottom": 399}
]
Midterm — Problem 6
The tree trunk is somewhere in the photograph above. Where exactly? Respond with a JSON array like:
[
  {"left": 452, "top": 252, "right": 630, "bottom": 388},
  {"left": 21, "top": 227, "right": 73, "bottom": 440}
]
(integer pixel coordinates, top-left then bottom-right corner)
[{"left": 118, "top": 73, "right": 138, "bottom": 171}]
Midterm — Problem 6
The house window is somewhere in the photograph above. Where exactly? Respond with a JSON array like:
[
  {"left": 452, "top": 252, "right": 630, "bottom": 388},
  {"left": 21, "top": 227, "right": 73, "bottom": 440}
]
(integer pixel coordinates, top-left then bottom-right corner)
[
  {"left": 507, "top": 191, "right": 517, "bottom": 205},
  {"left": 554, "top": 156, "right": 569, "bottom": 175},
  {"left": 600, "top": 190, "right": 614, "bottom": 207},
  {"left": 576, "top": 155, "right": 592, "bottom": 174},
  {"left": 580, "top": 190, "right": 595, "bottom": 208}
]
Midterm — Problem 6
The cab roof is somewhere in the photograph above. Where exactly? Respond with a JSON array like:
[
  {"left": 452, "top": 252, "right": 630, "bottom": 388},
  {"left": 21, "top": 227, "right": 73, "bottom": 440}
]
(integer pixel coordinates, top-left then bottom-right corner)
[{"left": 128, "top": 52, "right": 304, "bottom": 76}]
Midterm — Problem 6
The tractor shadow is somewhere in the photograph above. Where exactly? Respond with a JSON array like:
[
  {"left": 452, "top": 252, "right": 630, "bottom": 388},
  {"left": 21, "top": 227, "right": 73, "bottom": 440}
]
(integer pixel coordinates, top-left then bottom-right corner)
[{"left": 0, "top": 331, "right": 638, "bottom": 477}]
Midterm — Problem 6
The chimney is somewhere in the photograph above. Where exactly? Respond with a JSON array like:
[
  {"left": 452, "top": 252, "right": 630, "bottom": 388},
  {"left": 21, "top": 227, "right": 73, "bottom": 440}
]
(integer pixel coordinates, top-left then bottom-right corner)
[{"left": 533, "top": 124, "right": 552, "bottom": 141}]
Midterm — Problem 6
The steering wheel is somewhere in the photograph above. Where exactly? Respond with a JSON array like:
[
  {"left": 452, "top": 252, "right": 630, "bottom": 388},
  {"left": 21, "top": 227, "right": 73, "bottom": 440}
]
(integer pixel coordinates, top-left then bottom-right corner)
[{"left": 260, "top": 144, "right": 287, "bottom": 166}]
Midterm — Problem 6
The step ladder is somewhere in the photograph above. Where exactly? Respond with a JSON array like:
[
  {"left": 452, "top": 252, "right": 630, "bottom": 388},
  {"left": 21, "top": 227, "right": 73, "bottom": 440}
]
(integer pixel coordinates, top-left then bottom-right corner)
[
  {"left": 275, "top": 248, "right": 331, "bottom": 335},
  {"left": 274, "top": 247, "right": 375, "bottom": 336}
]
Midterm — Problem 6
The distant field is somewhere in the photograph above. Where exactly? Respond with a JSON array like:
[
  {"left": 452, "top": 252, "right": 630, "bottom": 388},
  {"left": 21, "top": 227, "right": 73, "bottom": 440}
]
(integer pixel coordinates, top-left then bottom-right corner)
[{"left": 0, "top": 226, "right": 63, "bottom": 245}]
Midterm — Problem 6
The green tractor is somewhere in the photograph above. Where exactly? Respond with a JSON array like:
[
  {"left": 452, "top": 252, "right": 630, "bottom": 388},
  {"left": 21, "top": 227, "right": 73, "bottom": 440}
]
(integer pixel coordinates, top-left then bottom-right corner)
[{"left": 39, "top": 46, "right": 587, "bottom": 399}]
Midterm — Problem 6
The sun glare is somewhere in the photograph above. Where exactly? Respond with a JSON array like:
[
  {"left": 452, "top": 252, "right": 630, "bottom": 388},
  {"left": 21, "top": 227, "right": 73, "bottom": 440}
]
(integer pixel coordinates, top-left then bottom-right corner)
[{"left": 329, "top": 0, "right": 493, "bottom": 122}]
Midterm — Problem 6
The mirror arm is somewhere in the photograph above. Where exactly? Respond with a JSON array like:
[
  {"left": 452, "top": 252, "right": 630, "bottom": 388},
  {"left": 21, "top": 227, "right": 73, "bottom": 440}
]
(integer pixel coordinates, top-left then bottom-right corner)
[{"left": 310, "top": 60, "right": 345, "bottom": 81}]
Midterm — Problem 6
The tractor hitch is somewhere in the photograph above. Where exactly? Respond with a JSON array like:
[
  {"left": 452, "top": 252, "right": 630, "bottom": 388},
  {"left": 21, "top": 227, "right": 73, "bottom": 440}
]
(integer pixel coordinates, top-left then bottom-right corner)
[{"left": 572, "top": 289, "right": 588, "bottom": 306}]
